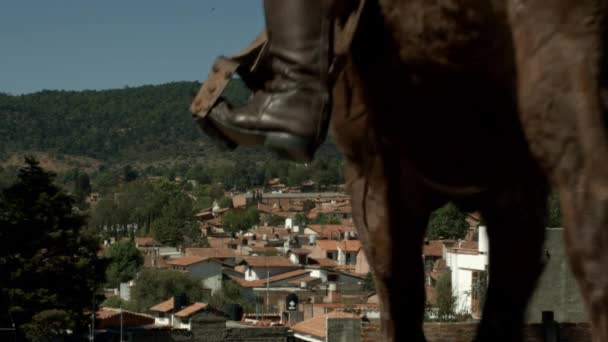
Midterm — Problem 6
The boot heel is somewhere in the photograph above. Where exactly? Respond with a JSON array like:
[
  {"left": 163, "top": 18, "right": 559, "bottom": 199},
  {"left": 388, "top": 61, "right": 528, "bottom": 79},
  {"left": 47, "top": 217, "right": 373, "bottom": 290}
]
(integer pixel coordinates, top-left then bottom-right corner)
[{"left": 265, "top": 132, "right": 316, "bottom": 161}]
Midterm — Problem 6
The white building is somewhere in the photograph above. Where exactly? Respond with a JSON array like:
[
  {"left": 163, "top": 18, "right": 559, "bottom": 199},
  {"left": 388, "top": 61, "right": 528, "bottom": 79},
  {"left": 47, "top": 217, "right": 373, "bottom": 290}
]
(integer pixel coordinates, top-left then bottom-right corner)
[
  {"left": 166, "top": 256, "right": 224, "bottom": 294},
  {"left": 445, "top": 226, "right": 489, "bottom": 316}
]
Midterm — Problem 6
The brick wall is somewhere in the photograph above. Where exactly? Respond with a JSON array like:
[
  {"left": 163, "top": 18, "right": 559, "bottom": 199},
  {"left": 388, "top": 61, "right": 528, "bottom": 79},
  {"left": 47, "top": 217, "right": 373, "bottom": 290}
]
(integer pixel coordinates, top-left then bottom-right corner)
[{"left": 362, "top": 321, "right": 591, "bottom": 342}]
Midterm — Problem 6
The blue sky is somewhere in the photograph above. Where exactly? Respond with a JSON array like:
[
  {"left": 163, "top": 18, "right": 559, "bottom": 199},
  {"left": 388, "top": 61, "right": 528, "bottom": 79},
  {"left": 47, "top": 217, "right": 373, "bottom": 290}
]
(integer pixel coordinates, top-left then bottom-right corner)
[{"left": 0, "top": 1, "right": 264, "bottom": 94}]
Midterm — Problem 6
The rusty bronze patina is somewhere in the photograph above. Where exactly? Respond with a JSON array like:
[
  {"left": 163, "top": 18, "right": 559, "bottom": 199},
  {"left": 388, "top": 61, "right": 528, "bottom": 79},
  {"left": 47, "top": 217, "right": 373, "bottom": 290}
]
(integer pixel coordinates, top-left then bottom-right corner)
[{"left": 192, "top": 1, "right": 608, "bottom": 341}]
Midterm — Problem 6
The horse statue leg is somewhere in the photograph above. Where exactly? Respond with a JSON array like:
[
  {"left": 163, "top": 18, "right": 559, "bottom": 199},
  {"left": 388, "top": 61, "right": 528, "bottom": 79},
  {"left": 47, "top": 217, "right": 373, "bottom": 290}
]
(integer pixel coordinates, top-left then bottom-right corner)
[
  {"left": 475, "top": 171, "right": 549, "bottom": 341},
  {"left": 333, "top": 57, "right": 436, "bottom": 341},
  {"left": 508, "top": 0, "right": 608, "bottom": 340}
]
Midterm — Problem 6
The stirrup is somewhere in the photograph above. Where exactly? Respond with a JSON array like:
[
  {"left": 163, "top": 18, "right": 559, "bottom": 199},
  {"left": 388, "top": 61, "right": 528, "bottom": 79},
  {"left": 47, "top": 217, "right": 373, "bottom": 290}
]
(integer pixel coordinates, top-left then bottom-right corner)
[{"left": 189, "top": 31, "right": 269, "bottom": 150}]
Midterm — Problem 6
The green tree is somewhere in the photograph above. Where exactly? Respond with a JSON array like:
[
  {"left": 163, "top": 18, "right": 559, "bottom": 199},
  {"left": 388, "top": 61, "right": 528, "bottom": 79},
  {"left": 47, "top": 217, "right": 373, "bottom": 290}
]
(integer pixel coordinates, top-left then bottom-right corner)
[
  {"left": 434, "top": 273, "right": 458, "bottom": 322},
  {"left": 101, "top": 296, "right": 129, "bottom": 310},
  {"left": 129, "top": 269, "right": 207, "bottom": 313},
  {"left": 208, "top": 279, "right": 256, "bottom": 313},
  {"left": 151, "top": 218, "right": 201, "bottom": 247},
  {"left": 218, "top": 196, "right": 233, "bottom": 209},
  {"left": 22, "top": 309, "right": 75, "bottom": 341},
  {"left": 294, "top": 213, "right": 309, "bottom": 226},
  {"left": 221, "top": 207, "right": 260, "bottom": 232},
  {"left": 122, "top": 165, "right": 139, "bottom": 183},
  {"left": 0, "top": 158, "right": 106, "bottom": 339},
  {"left": 105, "top": 241, "right": 144, "bottom": 288},
  {"left": 267, "top": 215, "right": 286, "bottom": 226},
  {"left": 302, "top": 199, "right": 316, "bottom": 213},
  {"left": 426, "top": 203, "right": 469, "bottom": 240}
]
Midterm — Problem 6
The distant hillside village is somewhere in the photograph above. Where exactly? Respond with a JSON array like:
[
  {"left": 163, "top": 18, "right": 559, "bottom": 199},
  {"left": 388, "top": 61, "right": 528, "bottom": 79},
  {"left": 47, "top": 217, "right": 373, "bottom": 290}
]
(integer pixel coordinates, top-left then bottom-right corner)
[
  {"left": 89, "top": 175, "right": 528, "bottom": 342},
  {"left": 0, "top": 159, "right": 591, "bottom": 342}
]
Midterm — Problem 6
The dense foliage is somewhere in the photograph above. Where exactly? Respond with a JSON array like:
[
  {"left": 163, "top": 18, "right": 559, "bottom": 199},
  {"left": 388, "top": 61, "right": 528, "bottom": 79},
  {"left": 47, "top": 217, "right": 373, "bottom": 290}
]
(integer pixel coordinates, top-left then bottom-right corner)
[
  {"left": 104, "top": 240, "right": 144, "bottom": 288},
  {"left": 0, "top": 158, "right": 105, "bottom": 340},
  {"left": 221, "top": 207, "right": 261, "bottom": 233},
  {"left": 426, "top": 203, "right": 470, "bottom": 240},
  {"left": 0, "top": 81, "right": 341, "bottom": 166},
  {"left": 122, "top": 269, "right": 207, "bottom": 313}
]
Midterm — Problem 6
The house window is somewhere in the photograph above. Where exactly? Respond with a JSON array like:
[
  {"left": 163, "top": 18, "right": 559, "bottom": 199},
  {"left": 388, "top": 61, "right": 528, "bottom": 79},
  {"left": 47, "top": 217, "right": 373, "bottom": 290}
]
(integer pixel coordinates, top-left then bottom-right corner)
[
  {"left": 345, "top": 253, "right": 352, "bottom": 265},
  {"left": 327, "top": 252, "right": 334, "bottom": 260}
]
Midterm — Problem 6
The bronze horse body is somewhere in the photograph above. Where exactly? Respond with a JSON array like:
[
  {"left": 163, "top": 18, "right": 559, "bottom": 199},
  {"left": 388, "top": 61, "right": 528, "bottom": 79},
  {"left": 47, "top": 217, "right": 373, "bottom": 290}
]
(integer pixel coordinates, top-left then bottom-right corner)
[{"left": 331, "top": 0, "right": 608, "bottom": 341}]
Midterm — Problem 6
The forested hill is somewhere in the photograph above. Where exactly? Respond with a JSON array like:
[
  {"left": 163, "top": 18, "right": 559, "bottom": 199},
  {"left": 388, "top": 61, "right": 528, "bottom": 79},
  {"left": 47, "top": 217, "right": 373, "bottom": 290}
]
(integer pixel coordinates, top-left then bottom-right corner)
[{"left": 0, "top": 81, "right": 340, "bottom": 166}]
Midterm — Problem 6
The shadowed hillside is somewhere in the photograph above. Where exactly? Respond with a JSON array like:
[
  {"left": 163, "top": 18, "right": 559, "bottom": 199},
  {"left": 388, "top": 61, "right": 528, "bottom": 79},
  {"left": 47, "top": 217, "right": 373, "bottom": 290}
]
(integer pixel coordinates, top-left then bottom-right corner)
[{"left": 0, "top": 81, "right": 340, "bottom": 167}]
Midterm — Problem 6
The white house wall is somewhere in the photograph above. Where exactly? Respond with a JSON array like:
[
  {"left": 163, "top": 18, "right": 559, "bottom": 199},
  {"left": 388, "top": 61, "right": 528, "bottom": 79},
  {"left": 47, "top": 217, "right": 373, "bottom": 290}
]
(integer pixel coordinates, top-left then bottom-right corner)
[
  {"left": 309, "top": 269, "right": 328, "bottom": 282},
  {"left": 452, "top": 268, "right": 473, "bottom": 313},
  {"left": 185, "top": 261, "right": 223, "bottom": 293},
  {"left": 446, "top": 251, "right": 488, "bottom": 315}
]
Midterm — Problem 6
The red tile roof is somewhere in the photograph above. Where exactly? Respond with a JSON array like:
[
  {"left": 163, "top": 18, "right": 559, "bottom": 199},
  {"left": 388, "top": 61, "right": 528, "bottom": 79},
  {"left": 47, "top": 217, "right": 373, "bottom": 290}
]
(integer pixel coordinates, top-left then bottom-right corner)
[
  {"left": 288, "top": 248, "right": 311, "bottom": 255},
  {"left": 242, "top": 256, "right": 296, "bottom": 267},
  {"left": 174, "top": 302, "right": 208, "bottom": 318},
  {"left": 150, "top": 298, "right": 174, "bottom": 313},
  {"left": 316, "top": 239, "right": 361, "bottom": 252},
  {"left": 308, "top": 258, "right": 338, "bottom": 268},
  {"left": 185, "top": 247, "right": 236, "bottom": 259},
  {"left": 232, "top": 195, "right": 247, "bottom": 208},
  {"left": 229, "top": 269, "right": 311, "bottom": 288},
  {"left": 166, "top": 256, "right": 207, "bottom": 267},
  {"left": 291, "top": 311, "right": 360, "bottom": 338},
  {"left": 306, "top": 224, "right": 356, "bottom": 239},
  {"left": 134, "top": 237, "right": 161, "bottom": 247},
  {"left": 208, "top": 238, "right": 239, "bottom": 248},
  {"left": 96, "top": 308, "right": 154, "bottom": 329}
]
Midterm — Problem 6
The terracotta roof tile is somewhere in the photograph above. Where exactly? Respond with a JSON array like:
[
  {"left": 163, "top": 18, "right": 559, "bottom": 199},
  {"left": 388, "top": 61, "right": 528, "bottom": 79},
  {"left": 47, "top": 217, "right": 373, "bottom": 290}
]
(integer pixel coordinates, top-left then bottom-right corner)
[
  {"left": 134, "top": 237, "right": 161, "bottom": 247},
  {"left": 166, "top": 256, "right": 207, "bottom": 266},
  {"left": 316, "top": 239, "right": 361, "bottom": 252},
  {"left": 185, "top": 247, "right": 236, "bottom": 259},
  {"left": 150, "top": 298, "right": 174, "bottom": 313},
  {"left": 242, "top": 256, "right": 295, "bottom": 267},
  {"left": 308, "top": 258, "right": 338, "bottom": 268},
  {"left": 229, "top": 269, "right": 311, "bottom": 288},
  {"left": 174, "top": 302, "right": 208, "bottom": 318},
  {"left": 306, "top": 224, "right": 356, "bottom": 239},
  {"left": 96, "top": 308, "right": 155, "bottom": 329},
  {"left": 291, "top": 311, "right": 359, "bottom": 338},
  {"left": 288, "top": 248, "right": 311, "bottom": 255},
  {"left": 208, "top": 238, "right": 239, "bottom": 248},
  {"left": 423, "top": 240, "right": 456, "bottom": 257}
]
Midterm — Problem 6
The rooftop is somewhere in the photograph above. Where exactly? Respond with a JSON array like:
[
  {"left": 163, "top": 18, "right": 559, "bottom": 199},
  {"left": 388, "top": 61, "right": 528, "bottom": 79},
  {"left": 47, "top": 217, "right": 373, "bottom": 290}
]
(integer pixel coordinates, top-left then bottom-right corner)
[
  {"left": 185, "top": 247, "right": 237, "bottom": 259},
  {"left": 245, "top": 192, "right": 347, "bottom": 199},
  {"left": 229, "top": 269, "right": 311, "bottom": 288},
  {"left": 134, "top": 237, "right": 161, "bottom": 247},
  {"left": 316, "top": 239, "right": 362, "bottom": 252},
  {"left": 174, "top": 302, "right": 208, "bottom": 318},
  {"left": 150, "top": 298, "right": 174, "bottom": 313},
  {"left": 291, "top": 311, "right": 360, "bottom": 338},
  {"left": 242, "top": 256, "right": 296, "bottom": 267},
  {"left": 166, "top": 256, "right": 209, "bottom": 267}
]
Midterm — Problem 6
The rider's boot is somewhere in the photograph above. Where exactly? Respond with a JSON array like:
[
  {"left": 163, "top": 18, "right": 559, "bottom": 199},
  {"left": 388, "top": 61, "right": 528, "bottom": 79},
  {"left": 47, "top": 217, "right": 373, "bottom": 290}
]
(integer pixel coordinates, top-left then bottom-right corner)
[{"left": 205, "top": 0, "right": 333, "bottom": 161}]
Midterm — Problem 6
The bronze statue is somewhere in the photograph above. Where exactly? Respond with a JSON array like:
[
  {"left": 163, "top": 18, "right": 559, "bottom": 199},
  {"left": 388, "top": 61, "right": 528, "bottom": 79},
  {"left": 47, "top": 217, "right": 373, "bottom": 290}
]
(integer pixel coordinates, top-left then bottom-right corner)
[{"left": 191, "top": 0, "right": 608, "bottom": 340}]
